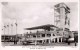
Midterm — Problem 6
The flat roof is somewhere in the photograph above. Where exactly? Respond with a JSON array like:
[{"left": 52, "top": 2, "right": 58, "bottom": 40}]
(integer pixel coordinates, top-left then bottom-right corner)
[{"left": 24, "top": 24, "right": 58, "bottom": 30}]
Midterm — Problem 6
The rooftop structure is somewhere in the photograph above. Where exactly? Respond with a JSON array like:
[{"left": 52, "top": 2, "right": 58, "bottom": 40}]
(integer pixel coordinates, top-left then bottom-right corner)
[{"left": 24, "top": 24, "right": 58, "bottom": 31}]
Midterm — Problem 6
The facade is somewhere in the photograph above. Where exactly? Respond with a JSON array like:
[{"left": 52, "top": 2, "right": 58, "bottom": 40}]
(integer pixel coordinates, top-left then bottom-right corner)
[
  {"left": 54, "top": 3, "right": 70, "bottom": 38},
  {"left": 54, "top": 3, "right": 70, "bottom": 30},
  {"left": 1, "top": 35, "right": 16, "bottom": 42},
  {"left": 23, "top": 25, "right": 63, "bottom": 45}
]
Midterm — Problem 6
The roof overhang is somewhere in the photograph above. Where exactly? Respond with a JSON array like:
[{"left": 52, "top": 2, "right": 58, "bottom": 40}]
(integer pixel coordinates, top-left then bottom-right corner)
[{"left": 24, "top": 24, "right": 58, "bottom": 30}]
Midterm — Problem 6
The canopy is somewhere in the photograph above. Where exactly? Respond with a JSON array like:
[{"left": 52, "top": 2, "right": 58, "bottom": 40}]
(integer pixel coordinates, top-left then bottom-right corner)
[{"left": 24, "top": 24, "right": 58, "bottom": 31}]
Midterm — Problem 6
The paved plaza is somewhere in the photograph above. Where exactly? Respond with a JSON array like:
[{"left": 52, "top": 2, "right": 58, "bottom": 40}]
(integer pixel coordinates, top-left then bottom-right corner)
[{"left": 2, "top": 42, "right": 77, "bottom": 46}]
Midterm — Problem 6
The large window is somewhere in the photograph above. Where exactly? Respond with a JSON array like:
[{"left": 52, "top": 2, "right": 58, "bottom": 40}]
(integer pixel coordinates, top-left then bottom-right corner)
[
  {"left": 33, "top": 35, "right": 36, "bottom": 38},
  {"left": 47, "top": 34, "right": 51, "bottom": 37},
  {"left": 37, "top": 35, "right": 40, "bottom": 38},
  {"left": 42, "top": 34, "right": 45, "bottom": 37},
  {"left": 53, "top": 34, "right": 55, "bottom": 36}
]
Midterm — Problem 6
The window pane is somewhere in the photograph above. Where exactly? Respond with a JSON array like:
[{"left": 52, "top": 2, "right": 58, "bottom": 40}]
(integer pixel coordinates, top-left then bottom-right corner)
[
  {"left": 33, "top": 35, "right": 36, "bottom": 38},
  {"left": 42, "top": 34, "right": 45, "bottom": 37},
  {"left": 53, "top": 34, "right": 55, "bottom": 36},
  {"left": 37, "top": 35, "right": 40, "bottom": 37},
  {"left": 47, "top": 34, "right": 51, "bottom": 37}
]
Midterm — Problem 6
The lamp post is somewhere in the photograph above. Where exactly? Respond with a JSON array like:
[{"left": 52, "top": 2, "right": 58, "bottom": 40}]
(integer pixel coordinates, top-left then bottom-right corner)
[
  {"left": 11, "top": 24, "right": 13, "bottom": 35},
  {"left": 7, "top": 23, "right": 9, "bottom": 35},
  {"left": 4, "top": 24, "right": 6, "bottom": 43},
  {"left": 14, "top": 19, "right": 18, "bottom": 44}
]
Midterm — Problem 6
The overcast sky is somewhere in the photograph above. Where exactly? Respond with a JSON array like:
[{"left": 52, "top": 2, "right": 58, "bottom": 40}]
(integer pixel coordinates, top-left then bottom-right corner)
[{"left": 2, "top": 2, "right": 78, "bottom": 35}]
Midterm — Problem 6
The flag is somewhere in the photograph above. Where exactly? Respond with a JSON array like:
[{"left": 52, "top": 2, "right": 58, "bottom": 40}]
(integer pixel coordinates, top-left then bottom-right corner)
[
  {"left": 11, "top": 24, "right": 13, "bottom": 27},
  {"left": 7, "top": 25, "right": 9, "bottom": 27},
  {"left": 15, "top": 23, "right": 17, "bottom": 26},
  {"left": 4, "top": 26, "right": 6, "bottom": 28},
  {"left": 2, "top": 29, "right": 3, "bottom": 30}
]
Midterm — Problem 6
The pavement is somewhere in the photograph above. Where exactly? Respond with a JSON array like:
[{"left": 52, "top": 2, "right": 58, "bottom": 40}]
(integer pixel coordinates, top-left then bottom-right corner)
[{"left": 1, "top": 42, "right": 78, "bottom": 46}]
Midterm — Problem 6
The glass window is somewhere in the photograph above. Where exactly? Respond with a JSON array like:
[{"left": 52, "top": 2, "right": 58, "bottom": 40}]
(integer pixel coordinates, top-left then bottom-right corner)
[
  {"left": 33, "top": 35, "right": 36, "bottom": 38},
  {"left": 37, "top": 35, "right": 40, "bottom": 38},
  {"left": 42, "top": 34, "right": 45, "bottom": 37},
  {"left": 57, "top": 31, "right": 59, "bottom": 33},
  {"left": 53, "top": 34, "right": 55, "bottom": 36},
  {"left": 47, "top": 34, "right": 51, "bottom": 37}
]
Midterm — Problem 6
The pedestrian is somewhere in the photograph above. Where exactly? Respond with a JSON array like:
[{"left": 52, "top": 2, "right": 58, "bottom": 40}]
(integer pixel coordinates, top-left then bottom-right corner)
[
  {"left": 74, "top": 33, "right": 78, "bottom": 46},
  {"left": 14, "top": 37, "right": 18, "bottom": 44},
  {"left": 68, "top": 35, "right": 71, "bottom": 45}
]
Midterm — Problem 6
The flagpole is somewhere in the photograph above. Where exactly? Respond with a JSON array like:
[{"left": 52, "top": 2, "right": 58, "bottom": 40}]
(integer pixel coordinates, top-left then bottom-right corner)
[
  {"left": 8, "top": 23, "right": 9, "bottom": 35},
  {"left": 16, "top": 19, "right": 17, "bottom": 35},
  {"left": 11, "top": 24, "right": 13, "bottom": 35},
  {"left": 7, "top": 23, "right": 9, "bottom": 43},
  {"left": 15, "top": 19, "right": 18, "bottom": 42},
  {"left": 4, "top": 26, "right": 5, "bottom": 35},
  {"left": 4, "top": 24, "right": 5, "bottom": 43}
]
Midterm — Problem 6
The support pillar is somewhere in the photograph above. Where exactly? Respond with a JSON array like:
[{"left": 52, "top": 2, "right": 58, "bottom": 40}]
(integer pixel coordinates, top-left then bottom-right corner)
[
  {"left": 35, "top": 35, "right": 37, "bottom": 45},
  {"left": 45, "top": 40, "right": 47, "bottom": 44},
  {"left": 42, "top": 40, "right": 44, "bottom": 44},
  {"left": 49, "top": 39, "right": 51, "bottom": 44},
  {"left": 35, "top": 40, "right": 37, "bottom": 45},
  {"left": 54, "top": 38, "right": 55, "bottom": 43},
  {"left": 61, "top": 38, "right": 62, "bottom": 42},
  {"left": 44, "top": 40, "right": 46, "bottom": 43},
  {"left": 57, "top": 38, "right": 59, "bottom": 43}
]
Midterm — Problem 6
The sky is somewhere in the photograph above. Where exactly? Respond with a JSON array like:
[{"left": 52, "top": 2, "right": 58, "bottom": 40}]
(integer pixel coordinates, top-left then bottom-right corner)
[{"left": 1, "top": 2, "right": 78, "bottom": 35}]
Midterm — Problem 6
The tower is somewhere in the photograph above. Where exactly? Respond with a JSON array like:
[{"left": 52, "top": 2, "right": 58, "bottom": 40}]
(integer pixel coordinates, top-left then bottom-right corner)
[{"left": 54, "top": 3, "right": 70, "bottom": 31}]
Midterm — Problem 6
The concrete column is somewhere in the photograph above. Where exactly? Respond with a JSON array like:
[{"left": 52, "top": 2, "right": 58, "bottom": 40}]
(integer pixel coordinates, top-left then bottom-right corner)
[
  {"left": 40, "top": 34, "right": 41, "bottom": 38},
  {"left": 51, "top": 39, "right": 52, "bottom": 43},
  {"left": 54, "top": 38, "right": 55, "bottom": 43},
  {"left": 57, "top": 38, "right": 59, "bottom": 43},
  {"left": 35, "top": 35, "right": 37, "bottom": 45},
  {"left": 61, "top": 38, "right": 62, "bottom": 42},
  {"left": 51, "top": 33, "right": 53, "bottom": 37},
  {"left": 43, "top": 40, "right": 45, "bottom": 44},
  {"left": 42, "top": 40, "right": 44, "bottom": 44},
  {"left": 35, "top": 40, "right": 37, "bottom": 45},
  {"left": 51, "top": 33, "right": 53, "bottom": 42},
  {"left": 49, "top": 39, "right": 51, "bottom": 44},
  {"left": 45, "top": 34, "right": 47, "bottom": 37},
  {"left": 45, "top": 40, "right": 46, "bottom": 43}
]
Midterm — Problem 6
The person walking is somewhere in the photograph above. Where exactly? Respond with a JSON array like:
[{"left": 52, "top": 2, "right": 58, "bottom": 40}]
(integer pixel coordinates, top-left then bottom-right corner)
[
  {"left": 74, "top": 33, "right": 78, "bottom": 46},
  {"left": 68, "top": 35, "right": 71, "bottom": 45},
  {"left": 14, "top": 36, "right": 18, "bottom": 45}
]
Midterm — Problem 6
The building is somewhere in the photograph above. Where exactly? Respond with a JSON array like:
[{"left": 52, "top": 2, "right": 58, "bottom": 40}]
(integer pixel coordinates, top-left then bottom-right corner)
[
  {"left": 23, "top": 24, "right": 63, "bottom": 45},
  {"left": 21, "top": 3, "right": 71, "bottom": 45}
]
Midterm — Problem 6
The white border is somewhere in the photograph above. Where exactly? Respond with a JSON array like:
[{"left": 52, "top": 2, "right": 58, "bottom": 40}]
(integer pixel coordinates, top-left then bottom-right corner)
[{"left": 0, "top": 0, "right": 79, "bottom": 50}]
